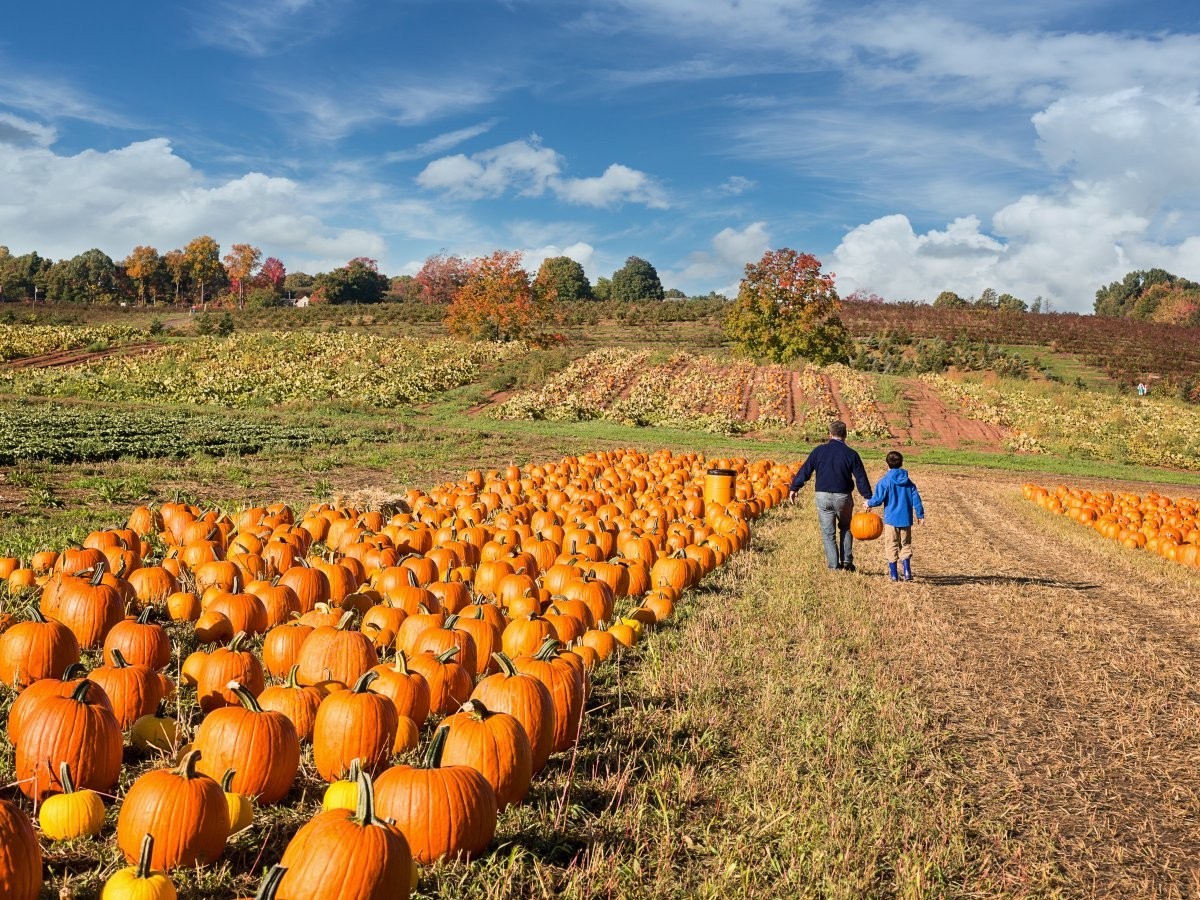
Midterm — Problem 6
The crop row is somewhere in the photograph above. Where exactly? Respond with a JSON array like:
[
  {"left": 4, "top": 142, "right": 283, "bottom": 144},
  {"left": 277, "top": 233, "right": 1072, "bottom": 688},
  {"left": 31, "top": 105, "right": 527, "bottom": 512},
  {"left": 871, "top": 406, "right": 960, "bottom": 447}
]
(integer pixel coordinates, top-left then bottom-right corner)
[
  {"left": 492, "top": 349, "right": 889, "bottom": 437},
  {"left": 0, "top": 403, "right": 365, "bottom": 465},
  {"left": 0, "top": 324, "right": 148, "bottom": 362},
  {"left": 0, "top": 332, "right": 528, "bottom": 408},
  {"left": 923, "top": 374, "right": 1200, "bottom": 467}
]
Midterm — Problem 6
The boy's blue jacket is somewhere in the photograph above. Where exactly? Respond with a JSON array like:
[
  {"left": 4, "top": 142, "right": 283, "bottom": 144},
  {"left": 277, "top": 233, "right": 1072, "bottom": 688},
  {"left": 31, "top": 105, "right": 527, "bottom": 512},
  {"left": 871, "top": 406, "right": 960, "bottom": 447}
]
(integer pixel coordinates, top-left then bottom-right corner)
[{"left": 865, "top": 468, "right": 925, "bottom": 527}]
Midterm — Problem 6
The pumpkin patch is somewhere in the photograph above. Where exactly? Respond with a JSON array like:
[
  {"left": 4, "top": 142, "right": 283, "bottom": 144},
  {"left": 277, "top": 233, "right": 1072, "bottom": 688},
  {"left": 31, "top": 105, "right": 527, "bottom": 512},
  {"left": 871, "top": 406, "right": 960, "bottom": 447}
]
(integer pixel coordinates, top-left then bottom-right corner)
[{"left": 0, "top": 448, "right": 787, "bottom": 896}]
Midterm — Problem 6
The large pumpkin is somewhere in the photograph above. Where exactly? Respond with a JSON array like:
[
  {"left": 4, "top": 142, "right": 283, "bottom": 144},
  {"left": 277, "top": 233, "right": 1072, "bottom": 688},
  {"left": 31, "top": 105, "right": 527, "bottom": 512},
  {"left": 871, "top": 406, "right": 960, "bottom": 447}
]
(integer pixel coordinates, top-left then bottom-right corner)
[
  {"left": 849, "top": 511, "right": 884, "bottom": 541},
  {"left": 277, "top": 770, "right": 412, "bottom": 900},
  {"left": 471, "top": 652, "right": 555, "bottom": 774},
  {"left": 0, "top": 797, "right": 42, "bottom": 900},
  {"left": 312, "top": 670, "right": 398, "bottom": 781},
  {"left": 116, "top": 749, "right": 230, "bottom": 871},
  {"left": 14, "top": 678, "right": 123, "bottom": 800},
  {"left": 373, "top": 725, "right": 497, "bottom": 864},
  {"left": 193, "top": 681, "right": 300, "bottom": 804},
  {"left": 439, "top": 699, "right": 532, "bottom": 809}
]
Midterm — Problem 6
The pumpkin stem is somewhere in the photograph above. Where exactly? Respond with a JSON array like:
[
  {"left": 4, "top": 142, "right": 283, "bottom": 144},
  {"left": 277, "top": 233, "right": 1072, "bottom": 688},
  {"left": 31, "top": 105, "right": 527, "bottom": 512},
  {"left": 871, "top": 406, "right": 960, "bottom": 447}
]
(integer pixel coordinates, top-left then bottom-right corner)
[
  {"left": 493, "top": 652, "right": 518, "bottom": 677},
  {"left": 533, "top": 636, "right": 562, "bottom": 660},
  {"left": 336, "top": 609, "right": 357, "bottom": 630},
  {"left": 391, "top": 651, "right": 410, "bottom": 674},
  {"left": 352, "top": 768, "right": 384, "bottom": 827},
  {"left": 350, "top": 670, "right": 380, "bottom": 693},
  {"left": 221, "top": 769, "right": 237, "bottom": 791},
  {"left": 59, "top": 761, "right": 77, "bottom": 794},
  {"left": 110, "top": 647, "right": 131, "bottom": 669},
  {"left": 227, "top": 680, "right": 265, "bottom": 713},
  {"left": 135, "top": 832, "right": 156, "bottom": 880},
  {"left": 30, "top": 606, "right": 49, "bottom": 624},
  {"left": 90, "top": 566, "right": 106, "bottom": 586},
  {"left": 285, "top": 664, "right": 302, "bottom": 689},
  {"left": 422, "top": 724, "right": 450, "bottom": 770},
  {"left": 348, "top": 757, "right": 363, "bottom": 782},
  {"left": 229, "top": 631, "right": 249, "bottom": 653},
  {"left": 176, "top": 748, "right": 204, "bottom": 779},
  {"left": 255, "top": 865, "right": 287, "bottom": 900},
  {"left": 443, "top": 613, "right": 460, "bottom": 629},
  {"left": 434, "top": 645, "right": 460, "bottom": 664},
  {"left": 61, "top": 662, "right": 87, "bottom": 680},
  {"left": 70, "top": 679, "right": 96, "bottom": 703},
  {"left": 136, "top": 605, "right": 155, "bottom": 625}
]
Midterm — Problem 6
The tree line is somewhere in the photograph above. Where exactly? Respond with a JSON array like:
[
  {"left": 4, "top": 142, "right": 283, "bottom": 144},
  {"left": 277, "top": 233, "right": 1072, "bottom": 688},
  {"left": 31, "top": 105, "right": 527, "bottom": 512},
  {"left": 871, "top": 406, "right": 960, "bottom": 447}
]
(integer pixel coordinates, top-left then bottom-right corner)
[{"left": 0, "top": 240, "right": 707, "bottom": 310}]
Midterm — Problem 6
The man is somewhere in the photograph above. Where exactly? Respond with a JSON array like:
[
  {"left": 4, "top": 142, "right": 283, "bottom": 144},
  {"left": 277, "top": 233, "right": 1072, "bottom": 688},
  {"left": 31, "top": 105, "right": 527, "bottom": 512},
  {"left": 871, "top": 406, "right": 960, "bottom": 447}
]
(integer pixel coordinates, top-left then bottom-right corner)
[{"left": 788, "top": 420, "right": 872, "bottom": 571}]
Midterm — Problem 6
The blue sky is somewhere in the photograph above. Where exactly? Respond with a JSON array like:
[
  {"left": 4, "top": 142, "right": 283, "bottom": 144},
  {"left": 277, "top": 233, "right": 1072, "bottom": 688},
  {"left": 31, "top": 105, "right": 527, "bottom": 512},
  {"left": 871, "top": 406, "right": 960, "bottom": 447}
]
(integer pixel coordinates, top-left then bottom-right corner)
[{"left": 2, "top": 1, "right": 1198, "bottom": 312}]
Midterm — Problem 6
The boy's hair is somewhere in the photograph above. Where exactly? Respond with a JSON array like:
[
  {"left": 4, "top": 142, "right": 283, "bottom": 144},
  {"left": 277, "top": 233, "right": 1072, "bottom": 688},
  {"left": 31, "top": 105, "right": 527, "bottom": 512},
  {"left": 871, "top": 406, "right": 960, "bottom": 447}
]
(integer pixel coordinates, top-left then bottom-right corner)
[
  {"left": 828, "top": 420, "right": 847, "bottom": 439},
  {"left": 886, "top": 451, "right": 904, "bottom": 469}
]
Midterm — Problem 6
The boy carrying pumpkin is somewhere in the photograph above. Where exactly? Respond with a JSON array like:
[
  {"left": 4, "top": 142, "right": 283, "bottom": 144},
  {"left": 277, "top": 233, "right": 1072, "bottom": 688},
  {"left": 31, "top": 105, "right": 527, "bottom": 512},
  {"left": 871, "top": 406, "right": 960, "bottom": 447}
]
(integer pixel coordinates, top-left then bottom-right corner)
[{"left": 863, "top": 451, "right": 925, "bottom": 582}]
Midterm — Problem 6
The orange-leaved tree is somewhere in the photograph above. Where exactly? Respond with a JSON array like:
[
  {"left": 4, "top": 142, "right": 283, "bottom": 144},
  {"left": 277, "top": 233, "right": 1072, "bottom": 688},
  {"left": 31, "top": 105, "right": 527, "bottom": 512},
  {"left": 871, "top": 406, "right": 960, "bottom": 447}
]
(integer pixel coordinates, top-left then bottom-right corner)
[
  {"left": 446, "top": 250, "right": 560, "bottom": 343},
  {"left": 724, "top": 248, "right": 851, "bottom": 364}
]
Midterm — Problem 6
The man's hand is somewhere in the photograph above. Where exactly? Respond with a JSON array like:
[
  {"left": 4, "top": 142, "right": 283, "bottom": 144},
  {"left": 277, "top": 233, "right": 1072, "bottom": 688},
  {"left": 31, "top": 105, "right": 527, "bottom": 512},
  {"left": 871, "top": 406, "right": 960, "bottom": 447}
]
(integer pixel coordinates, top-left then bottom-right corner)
[
  {"left": 916, "top": 518, "right": 924, "bottom": 526},
  {"left": 788, "top": 490, "right": 797, "bottom": 504}
]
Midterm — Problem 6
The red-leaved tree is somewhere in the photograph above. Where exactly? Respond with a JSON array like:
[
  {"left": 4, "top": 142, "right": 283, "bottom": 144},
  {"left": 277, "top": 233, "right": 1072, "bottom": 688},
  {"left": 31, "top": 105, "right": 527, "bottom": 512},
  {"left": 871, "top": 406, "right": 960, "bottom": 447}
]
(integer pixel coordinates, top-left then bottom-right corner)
[
  {"left": 446, "top": 250, "right": 559, "bottom": 344},
  {"left": 415, "top": 253, "right": 468, "bottom": 304}
]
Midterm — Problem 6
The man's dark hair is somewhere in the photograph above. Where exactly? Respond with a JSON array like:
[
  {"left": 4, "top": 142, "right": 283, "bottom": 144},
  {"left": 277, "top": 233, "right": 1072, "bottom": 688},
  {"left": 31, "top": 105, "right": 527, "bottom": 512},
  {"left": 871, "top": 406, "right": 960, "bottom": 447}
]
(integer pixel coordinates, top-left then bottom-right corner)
[
  {"left": 886, "top": 450, "right": 904, "bottom": 468},
  {"left": 829, "top": 420, "right": 847, "bottom": 439}
]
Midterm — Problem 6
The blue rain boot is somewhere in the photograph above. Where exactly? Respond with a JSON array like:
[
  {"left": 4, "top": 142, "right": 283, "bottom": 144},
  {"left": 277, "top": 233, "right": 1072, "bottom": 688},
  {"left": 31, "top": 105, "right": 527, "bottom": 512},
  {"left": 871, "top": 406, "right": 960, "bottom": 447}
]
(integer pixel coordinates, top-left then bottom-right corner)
[
  {"left": 888, "top": 562, "right": 899, "bottom": 582},
  {"left": 901, "top": 559, "right": 913, "bottom": 581}
]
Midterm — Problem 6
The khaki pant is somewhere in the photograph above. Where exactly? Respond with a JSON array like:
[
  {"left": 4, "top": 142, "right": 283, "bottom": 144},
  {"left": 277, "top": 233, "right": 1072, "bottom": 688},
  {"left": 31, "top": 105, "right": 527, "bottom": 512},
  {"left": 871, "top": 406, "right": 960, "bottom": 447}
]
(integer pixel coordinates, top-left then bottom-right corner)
[{"left": 882, "top": 524, "right": 913, "bottom": 563}]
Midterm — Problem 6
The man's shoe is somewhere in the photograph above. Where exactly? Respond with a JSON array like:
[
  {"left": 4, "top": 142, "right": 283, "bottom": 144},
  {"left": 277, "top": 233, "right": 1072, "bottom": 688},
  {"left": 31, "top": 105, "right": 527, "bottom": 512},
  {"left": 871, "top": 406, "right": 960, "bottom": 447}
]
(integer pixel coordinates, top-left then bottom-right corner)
[
  {"left": 888, "top": 562, "right": 899, "bottom": 582},
  {"left": 900, "top": 559, "right": 913, "bottom": 581},
  {"left": 842, "top": 562, "right": 856, "bottom": 573}
]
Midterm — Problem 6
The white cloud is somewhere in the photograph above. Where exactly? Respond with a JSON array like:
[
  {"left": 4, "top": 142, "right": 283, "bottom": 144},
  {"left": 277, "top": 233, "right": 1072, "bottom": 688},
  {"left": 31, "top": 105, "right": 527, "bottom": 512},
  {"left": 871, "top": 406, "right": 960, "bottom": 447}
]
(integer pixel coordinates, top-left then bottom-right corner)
[
  {"left": 554, "top": 164, "right": 669, "bottom": 209},
  {"left": 716, "top": 175, "right": 756, "bottom": 196},
  {"left": 0, "top": 137, "right": 383, "bottom": 274},
  {"left": 193, "top": 0, "right": 325, "bottom": 57},
  {"left": 417, "top": 138, "right": 669, "bottom": 209},
  {"left": 385, "top": 119, "right": 500, "bottom": 163},
  {"left": 831, "top": 88, "right": 1200, "bottom": 310},
  {"left": 520, "top": 242, "right": 597, "bottom": 278},
  {"left": 669, "top": 221, "right": 771, "bottom": 293},
  {"left": 0, "top": 112, "right": 56, "bottom": 148}
]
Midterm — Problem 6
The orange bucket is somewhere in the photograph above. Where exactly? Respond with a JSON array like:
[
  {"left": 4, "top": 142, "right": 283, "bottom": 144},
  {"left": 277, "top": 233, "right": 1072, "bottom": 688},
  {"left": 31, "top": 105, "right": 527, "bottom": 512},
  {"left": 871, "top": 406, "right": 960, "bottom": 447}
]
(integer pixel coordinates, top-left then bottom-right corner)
[{"left": 704, "top": 468, "right": 736, "bottom": 516}]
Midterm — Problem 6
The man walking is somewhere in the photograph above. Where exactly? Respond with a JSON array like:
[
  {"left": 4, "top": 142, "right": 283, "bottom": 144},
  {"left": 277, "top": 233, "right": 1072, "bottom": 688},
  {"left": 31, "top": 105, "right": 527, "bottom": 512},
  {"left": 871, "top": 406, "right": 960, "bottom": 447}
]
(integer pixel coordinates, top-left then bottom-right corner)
[{"left": 788, "top": 420, "right": 873, "bottom": 571}]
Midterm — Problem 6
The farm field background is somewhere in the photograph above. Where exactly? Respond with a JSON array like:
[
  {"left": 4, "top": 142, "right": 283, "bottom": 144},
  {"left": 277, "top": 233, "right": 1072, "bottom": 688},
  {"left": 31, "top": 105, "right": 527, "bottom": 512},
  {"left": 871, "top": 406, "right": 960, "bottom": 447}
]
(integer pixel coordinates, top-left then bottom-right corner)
[{"left": 5, "top": 300, "right": 1200, "bottom": 897}]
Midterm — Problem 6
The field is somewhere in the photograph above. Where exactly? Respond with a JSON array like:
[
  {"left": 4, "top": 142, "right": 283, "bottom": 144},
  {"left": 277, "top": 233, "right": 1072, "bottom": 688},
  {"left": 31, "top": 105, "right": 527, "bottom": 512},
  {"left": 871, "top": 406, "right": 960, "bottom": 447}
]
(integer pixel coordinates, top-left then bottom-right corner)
[{"left": 5, "top": 301, "right": 1200, "bottom": 898}]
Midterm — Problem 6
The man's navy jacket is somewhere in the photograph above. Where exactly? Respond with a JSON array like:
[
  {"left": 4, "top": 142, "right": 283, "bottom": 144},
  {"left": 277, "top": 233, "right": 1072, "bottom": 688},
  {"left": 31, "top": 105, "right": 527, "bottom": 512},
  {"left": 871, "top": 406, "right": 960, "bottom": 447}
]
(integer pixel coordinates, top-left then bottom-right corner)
[{"left": 789, "top": 439, "right": 872, "bottom": 497}]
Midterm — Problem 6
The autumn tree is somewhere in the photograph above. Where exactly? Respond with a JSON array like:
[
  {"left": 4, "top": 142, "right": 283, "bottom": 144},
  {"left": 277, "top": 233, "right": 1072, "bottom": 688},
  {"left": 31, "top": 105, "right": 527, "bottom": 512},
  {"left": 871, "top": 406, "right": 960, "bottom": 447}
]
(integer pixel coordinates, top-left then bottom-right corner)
[
  {"left": 123, "top": 246, "right": 164, "bottom": 306},
  {"left": 46, "top": 249, "right": 119, "bottom": 304},
  {"left": 724, "top": 248, "right": 851, "bottom": 364},
  {"left": 610, "top": 256, "right": 663, "bottom": 302},
  {"left": 163, "top": 250, "right": 188, "bottom": 303},
  {"left": 223, "top": 243, "right": 262, "bottom": 308},
  {"left": 446, "top": 250, "right": 559, "bottom": 343},
  {"left": 183, "top": 235, "right": 224, "bottom": 309},
  {"left": 932, "top": 290, "right": 968, "bottom": 309},
  {"left": 593, "top": 276, "right": 612, "bottom": 301},
  {"left": 416, "top": 253, "right": 468, "bottom": 304},
  {"left": 535, "top": 256, "right": 592, "bottom": 302},
  {"left": 256, "top": 256, "right": 286, "bottom": 293}
]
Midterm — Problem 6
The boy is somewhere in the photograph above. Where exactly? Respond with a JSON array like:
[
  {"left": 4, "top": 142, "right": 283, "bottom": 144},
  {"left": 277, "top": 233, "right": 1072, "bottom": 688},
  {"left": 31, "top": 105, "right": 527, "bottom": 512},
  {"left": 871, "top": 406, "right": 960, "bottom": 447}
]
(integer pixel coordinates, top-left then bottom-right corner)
[{"left": 862, "top": 451, "right": 925, "bottom": 581}]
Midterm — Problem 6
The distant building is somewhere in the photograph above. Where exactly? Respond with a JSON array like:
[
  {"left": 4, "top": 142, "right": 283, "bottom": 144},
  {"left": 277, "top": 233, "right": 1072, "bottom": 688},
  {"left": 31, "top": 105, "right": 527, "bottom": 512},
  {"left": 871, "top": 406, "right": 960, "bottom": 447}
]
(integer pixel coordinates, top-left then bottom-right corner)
[{"left": 293, "top": 295, "right": 311, "bottom": 308}]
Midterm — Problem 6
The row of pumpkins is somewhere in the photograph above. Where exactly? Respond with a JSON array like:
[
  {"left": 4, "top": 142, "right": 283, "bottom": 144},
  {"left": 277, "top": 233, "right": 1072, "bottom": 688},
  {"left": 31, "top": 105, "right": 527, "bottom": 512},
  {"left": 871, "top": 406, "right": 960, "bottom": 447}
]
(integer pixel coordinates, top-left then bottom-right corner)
[
  {"left": 0, "top": 448, "right": 792, "bottom": 899},
  {"left": 1023, "top": 482, "right": 1200, "bottom": 566}
]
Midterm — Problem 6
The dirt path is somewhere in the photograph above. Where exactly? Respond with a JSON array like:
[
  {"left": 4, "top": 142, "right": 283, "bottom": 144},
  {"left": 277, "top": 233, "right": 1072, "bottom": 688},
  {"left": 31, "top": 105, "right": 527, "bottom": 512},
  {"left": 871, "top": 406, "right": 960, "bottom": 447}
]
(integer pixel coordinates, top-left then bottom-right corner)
[
  {"left": 884, "top": 378, "right": 1008, "bottom": 450},
  {"left": 861, "top": 471, "right": 1200, "bottom": 896},
  {"left": 824, "top": 373, "right": 855, "bottom": 429}
]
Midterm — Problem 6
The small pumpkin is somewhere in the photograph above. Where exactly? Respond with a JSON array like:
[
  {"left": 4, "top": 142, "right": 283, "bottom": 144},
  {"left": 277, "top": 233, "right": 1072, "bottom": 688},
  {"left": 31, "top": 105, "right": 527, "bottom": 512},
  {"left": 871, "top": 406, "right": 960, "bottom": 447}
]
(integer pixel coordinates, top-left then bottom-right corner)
[
  {"left": 220, "top": 770, "right": 254, "bottom": 835},
  {"left": 102, "top": 833, "right": 177, "bottom": 900},
  {"left": 39, "top": 762, "right": 105, "bottom": 841},
  {"left": 850, "top": 510, "right": 884, "bottom": 541}
]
